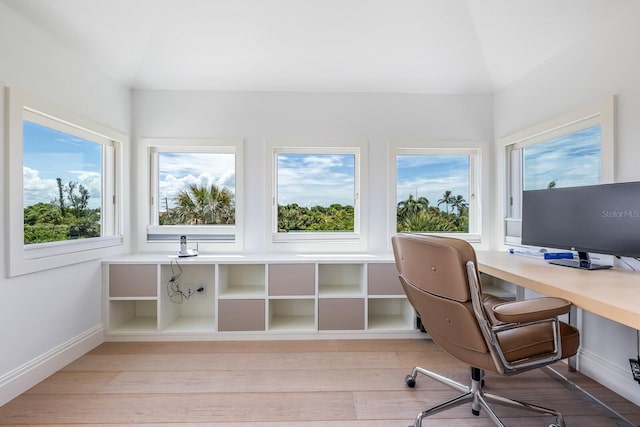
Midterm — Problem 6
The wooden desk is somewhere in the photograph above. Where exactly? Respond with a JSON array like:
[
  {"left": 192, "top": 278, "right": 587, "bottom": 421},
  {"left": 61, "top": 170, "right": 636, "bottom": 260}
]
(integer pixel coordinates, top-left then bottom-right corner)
[{"left": 476, "top": 251, "right": 640, "bottom": 330}]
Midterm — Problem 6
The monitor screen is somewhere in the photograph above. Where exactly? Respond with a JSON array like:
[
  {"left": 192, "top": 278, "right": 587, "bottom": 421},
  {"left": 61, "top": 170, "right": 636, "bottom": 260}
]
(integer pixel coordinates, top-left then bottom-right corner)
[{"left": 521, "top": 181, "right": 640, "bottom": 268}]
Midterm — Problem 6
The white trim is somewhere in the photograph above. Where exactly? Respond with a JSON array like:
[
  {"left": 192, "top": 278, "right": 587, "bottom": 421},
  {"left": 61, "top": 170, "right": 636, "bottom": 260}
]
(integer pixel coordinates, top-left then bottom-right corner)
[
  {"left": 388, "top": 142, "right": 486, "bottom": 249},
  {"left": 5, "top": 87, "right": 126, "bottom": 277},
  {"left": 0, "top": 325, "right": 103, "bottom": 406},
  {"left": 136, "top": 138, "right": 245, "bottom": 253},
  {"left": 265, "top": 140, "right": 368, "bottom": 252},
  {"left": 578, "top": 347, "right": 640, "bottom": 407},
  {"left": 499, "top": 96, "right": 616, "bottom": 246}
]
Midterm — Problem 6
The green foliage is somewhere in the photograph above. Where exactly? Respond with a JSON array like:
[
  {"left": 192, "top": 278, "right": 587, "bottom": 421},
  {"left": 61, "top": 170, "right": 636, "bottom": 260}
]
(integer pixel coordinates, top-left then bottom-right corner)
[
  {"left": 23, "top": 181, "right": 101, "bottom": 244},
  {"left": 397, "top": 191, "right": 468, "bottom": 233},
  {"left": 160, "top": 183, "right": 235, "bottom": 225},
  {"left": 278, "top": 203, "right": 354, "bottom": 232}
]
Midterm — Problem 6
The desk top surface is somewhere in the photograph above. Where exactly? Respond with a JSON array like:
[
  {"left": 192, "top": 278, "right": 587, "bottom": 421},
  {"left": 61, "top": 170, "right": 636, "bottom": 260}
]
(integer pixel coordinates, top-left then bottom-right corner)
[{"left": 476, "top": 251, "right": 640, "bottom": 330}]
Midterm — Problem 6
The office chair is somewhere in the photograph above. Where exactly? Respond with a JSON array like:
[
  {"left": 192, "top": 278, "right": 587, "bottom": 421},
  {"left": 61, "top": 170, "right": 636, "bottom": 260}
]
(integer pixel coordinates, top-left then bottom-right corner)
[{"left": 391, "top": 234, "right": 580, "bottom": 427}]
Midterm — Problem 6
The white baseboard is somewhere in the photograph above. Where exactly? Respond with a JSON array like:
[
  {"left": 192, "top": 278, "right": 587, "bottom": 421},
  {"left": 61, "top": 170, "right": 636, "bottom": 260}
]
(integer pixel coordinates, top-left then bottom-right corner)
[
  {"left": 0, "top": 325, "right": 103, "bottom": 406},
  {"left": 578, "top": 347, "right": 640, "bottom": 407}
]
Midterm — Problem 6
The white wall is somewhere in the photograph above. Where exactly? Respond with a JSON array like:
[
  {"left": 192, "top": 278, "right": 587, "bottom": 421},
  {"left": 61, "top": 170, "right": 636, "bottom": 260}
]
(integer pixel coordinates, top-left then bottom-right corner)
[
  {"left": 132, "top": 90, "right": 494, "bottom": 254},
  {"left": 493, "top": 2, "right": 640, "bottom": 405},
  {"left": 0, "top": 3, "right": 130, "bottom": 405}
]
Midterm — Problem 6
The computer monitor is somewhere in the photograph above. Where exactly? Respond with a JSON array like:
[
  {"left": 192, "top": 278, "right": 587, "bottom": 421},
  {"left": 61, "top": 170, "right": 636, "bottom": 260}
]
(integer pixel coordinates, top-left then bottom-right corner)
[{"left": 521, "top": 181, "right": 640, "bottom": 270}]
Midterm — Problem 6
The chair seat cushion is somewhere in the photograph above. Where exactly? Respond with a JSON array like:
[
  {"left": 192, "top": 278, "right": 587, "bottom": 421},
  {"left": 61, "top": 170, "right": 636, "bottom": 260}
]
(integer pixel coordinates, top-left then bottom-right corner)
[{"left": 497, "top": 321, "right": 580, "bottom": 363}]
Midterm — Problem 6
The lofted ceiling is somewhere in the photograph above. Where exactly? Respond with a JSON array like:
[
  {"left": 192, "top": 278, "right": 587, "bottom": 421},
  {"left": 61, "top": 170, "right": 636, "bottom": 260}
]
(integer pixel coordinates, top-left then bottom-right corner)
[{"left": 1, "top": 0, "right": 632, "bottom": 93}]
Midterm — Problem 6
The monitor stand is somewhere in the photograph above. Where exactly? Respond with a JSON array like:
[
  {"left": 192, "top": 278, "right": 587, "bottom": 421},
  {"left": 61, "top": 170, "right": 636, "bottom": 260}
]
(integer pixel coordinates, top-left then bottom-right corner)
[{"left": 548, "top": 251, "right": 611, "bottom": 270}]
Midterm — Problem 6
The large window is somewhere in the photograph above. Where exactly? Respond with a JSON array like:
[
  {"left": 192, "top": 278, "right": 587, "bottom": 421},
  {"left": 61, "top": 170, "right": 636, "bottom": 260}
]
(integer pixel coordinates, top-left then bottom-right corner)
[
  {"left": 391, "top": 147, "right": 482, "bottom": 241},
  {"left": 6, "top": 87, "right": 124, "bottom": 276},
  {"left": 140, "top": 139, "right": 243, "bottom": 249},
  {"left": 268, "top": 142, "right": 367, "bottom": 246},
  {"left": 23, "top": 117, "right": 107, "bottom": 244},
  {"left": 502, "top": 96, "right": 615, "bottom": 244}
]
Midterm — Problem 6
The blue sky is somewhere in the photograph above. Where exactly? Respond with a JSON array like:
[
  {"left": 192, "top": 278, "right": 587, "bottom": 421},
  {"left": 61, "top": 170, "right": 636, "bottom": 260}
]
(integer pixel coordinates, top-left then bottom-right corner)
[
  {"left": 277, "top": 153, "right": 355, "bottom": 207},
  {"left": 23, "top": 123, "right": 601, "bottom": 213},
  {"left": 23, "top": 120, "right": 102, "bottom": 209},
  {"left": 397, "top": 155, "right": 469, "bottom": 210},
  {"left": 524, "top": 125, "right": 600, "bottom": 190},
  {"left": 158, "top": 152, "right": 235, "bottom": 212}
]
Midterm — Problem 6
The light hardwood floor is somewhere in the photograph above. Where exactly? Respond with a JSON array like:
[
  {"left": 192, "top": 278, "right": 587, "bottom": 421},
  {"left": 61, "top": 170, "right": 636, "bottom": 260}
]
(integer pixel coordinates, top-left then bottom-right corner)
[{"left": 1, "top": 338, "right": 639, "bottom": 426}]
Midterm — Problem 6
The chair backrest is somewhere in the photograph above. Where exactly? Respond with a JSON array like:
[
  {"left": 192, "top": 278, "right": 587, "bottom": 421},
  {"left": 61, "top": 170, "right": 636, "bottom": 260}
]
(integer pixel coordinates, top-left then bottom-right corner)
[{"left": 392, "top": 233, "right": 497, "bottom": 372}]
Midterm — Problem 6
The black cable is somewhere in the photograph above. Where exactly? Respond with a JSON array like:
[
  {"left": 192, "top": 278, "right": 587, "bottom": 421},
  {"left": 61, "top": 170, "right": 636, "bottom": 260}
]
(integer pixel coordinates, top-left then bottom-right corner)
[{"left": 167, "top": 257, "right": 188, "bottom": 303}]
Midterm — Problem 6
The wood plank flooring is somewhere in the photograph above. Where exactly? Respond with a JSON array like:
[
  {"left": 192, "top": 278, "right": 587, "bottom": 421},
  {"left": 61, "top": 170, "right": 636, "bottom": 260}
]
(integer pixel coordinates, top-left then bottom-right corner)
[{"left": 1, "top": 338, "right": 639, "bottom": 426}]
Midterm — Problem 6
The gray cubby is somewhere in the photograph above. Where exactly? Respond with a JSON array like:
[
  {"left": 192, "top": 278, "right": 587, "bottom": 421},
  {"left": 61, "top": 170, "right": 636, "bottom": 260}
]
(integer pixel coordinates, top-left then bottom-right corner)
[
  {"left": 109, "top": 264, "right": 157, "bottom": 297},
  {"left": 367, "top": 263, "right": 403, "bottom": 295},
  {"left": 318, "top": 298, "right": 365, "bottom": 330},
  {"left": 218, "top": 299, "right": 266, "bottom": 331},
  {"left": 268, "top": 263, "right": 315, "bottom": 296}
]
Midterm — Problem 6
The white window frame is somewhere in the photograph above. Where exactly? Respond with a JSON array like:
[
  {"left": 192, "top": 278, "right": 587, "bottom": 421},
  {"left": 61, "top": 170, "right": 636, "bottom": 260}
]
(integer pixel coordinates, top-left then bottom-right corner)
[
  {"left": 137, "top": 138, "right": 244, "bottom": 253},
  {"left": 499, "top": 96, "right": 615, "bottom": 245},
  {"left": 5, "top": 87, "right": 125, "bottom": 277},
  {"left": 389, "top": 144, "right": 483, "bottom": 243},
  {"left": 266, "top": 140, "right": 368, "bottom": 252}
]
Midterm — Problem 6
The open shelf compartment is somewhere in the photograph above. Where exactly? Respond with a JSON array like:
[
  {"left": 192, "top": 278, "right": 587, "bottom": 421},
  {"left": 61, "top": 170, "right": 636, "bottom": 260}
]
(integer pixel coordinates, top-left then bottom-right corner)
[
  {"left": 218, "top": 263, "right": 266, "bottom": 298},
  {"left": 268, "top": 299, "right": 316, "bottom": 331},
  {"left": 367, "top": 297, "right": 415, "bottom": 331},
  {"left": 159, "top": 264, "right": 216, "bottom": 332},
  {"left": 318, "top": 263, "right": 365, "bottom": 297}
]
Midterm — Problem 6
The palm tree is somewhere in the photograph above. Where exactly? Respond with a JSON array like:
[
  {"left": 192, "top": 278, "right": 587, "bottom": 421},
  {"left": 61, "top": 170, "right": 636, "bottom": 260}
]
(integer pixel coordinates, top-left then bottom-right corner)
[
  {"left": 451, "top": 195, "right": 468, "bottom": 217},
  {"left": 171, "top": 183, "right": 235, "bottom": 225},
  {"left": 397, "top": 195, "right": 429, "bottom": 219},
  {"left": 437, "top": 190, "right": 454, "bottom": 214}
]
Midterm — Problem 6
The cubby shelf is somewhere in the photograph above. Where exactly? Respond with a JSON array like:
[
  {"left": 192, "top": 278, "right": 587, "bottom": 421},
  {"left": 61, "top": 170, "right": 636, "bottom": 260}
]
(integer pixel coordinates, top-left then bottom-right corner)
[{"left": 103, "top": 255, "right": 424, "bottom": 340}]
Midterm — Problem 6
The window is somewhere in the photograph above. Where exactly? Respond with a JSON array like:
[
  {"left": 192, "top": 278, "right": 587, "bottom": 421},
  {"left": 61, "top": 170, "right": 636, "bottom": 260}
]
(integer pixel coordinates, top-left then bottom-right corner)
[
  {"left": 391, "top": 147, "right": 481, "bottom": 240},
  {"left": 6, "top": 87, "right": 124, "bottom": 277},
  {"left": 140, "top": 139, "right": 243, "bottom": 250},
  {"left": 501, "top": 96, "right": 615, "bottom": 244},
  {"left": 267, "top": 142, "right": 367, "bottom": 247}
]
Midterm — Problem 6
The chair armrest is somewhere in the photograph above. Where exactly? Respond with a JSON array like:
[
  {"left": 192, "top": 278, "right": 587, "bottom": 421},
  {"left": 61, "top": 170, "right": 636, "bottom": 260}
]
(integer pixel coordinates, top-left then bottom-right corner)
[{"left": 492, "top": 297, "right": 572, "bottom": 324}]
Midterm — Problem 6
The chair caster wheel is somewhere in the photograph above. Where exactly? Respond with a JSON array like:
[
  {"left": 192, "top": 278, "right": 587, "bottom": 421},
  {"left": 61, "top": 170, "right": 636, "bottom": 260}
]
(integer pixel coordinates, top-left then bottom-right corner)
[{"left": 405, "top": 375, "right": 416, "bottom": 388}]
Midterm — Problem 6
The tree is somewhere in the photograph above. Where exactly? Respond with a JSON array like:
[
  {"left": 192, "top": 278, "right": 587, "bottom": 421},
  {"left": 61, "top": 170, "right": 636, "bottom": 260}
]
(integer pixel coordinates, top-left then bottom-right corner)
[
  {"left": 56, "top": 177, "right": 65, "bottom": 215},
  {"left": 24, "top": 179, "right": 101, "bottom": 244},
  {"left": 277, "top": 203, "right": 354, "bottom": 232},
  {"left": 437, "top": 190, "right": 454, "bottom": 214},
  {"left": 66, "top": 181, "right": 90, "bottom": 216},
  {"left": 397, "top": 195, "right": 429, "bottom": 218},
  {"left": 170, "top": 183, "right": 235, "bottom": 225},
  {"left": 451, "top": 194, "right": 468, "bottom": 217}
]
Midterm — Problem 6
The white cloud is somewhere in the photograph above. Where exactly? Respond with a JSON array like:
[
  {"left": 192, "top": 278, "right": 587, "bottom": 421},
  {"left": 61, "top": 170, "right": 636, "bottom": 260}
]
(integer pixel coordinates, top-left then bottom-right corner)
[
  {"left": 23, "top": 167, "right": 103, "bottom": 209},
  {"left": 158, "top": 153, "right": 236, "bottom": 209}
]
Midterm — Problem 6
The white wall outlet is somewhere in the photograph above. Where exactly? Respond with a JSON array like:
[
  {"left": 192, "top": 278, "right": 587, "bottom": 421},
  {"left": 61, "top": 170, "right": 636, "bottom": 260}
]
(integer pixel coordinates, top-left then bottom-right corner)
[{"left": 185, "top": 284, "right": 195, "bottom": 298}]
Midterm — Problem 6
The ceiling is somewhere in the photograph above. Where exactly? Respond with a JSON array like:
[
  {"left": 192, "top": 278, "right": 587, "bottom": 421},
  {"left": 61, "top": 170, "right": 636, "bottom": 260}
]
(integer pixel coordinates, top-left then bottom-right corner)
[{"left": 2, "top": 0, "right": 632, "bottom": 93}]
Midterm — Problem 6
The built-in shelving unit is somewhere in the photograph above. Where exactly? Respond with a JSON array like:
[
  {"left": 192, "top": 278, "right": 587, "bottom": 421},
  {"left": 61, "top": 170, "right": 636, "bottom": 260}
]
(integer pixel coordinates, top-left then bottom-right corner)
[{"left": 103, "top": 254, "right": 423, "bottom": 340}]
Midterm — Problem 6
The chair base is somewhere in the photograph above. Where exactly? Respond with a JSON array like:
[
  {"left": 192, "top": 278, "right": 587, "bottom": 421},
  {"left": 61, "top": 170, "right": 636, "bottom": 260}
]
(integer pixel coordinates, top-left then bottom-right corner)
[{"left": 406, "top": 366, "right": 565, "bottom": 427}]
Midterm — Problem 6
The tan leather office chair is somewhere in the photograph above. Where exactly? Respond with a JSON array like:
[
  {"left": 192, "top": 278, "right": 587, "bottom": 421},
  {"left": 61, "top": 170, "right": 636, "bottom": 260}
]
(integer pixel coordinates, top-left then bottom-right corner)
[{"left": 391, "top": 233, "right": 580, "bottom": 427}]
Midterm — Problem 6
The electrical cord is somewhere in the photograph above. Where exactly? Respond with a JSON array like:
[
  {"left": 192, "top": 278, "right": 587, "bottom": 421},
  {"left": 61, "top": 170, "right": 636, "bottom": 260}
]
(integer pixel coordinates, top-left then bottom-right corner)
[{"left": 167, "top": 257, "right": 189, "bottom": 304}]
